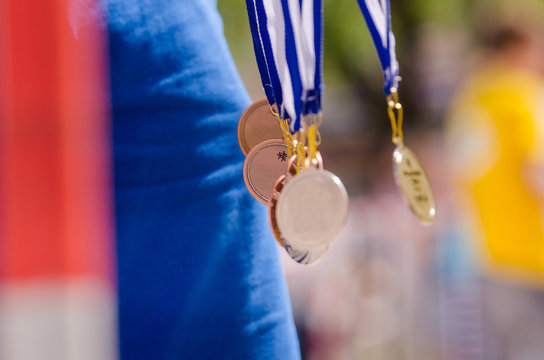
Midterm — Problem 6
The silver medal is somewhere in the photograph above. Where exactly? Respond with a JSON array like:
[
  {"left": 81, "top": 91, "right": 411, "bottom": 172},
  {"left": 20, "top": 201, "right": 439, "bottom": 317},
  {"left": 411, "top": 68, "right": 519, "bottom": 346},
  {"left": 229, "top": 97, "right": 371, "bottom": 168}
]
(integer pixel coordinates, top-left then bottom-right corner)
[{"left": 276, "top": 169, "right": 349, "bottom": 250}]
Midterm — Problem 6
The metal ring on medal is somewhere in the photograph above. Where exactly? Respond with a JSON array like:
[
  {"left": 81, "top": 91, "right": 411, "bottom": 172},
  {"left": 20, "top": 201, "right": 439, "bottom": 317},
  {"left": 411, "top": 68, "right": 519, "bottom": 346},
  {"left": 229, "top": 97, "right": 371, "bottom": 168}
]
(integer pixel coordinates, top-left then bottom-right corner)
[
  {"left": 237, "top": 98, "right": 284, "bottom": 155},
  {"left": 276, "top": 169, "right": 349, "bottom": 250},
  {"left": 243, "top": 139, "right": 289, "bottom": 205},
  {"left": 392, "top": 145, "right": 436, "bottom": 223}
]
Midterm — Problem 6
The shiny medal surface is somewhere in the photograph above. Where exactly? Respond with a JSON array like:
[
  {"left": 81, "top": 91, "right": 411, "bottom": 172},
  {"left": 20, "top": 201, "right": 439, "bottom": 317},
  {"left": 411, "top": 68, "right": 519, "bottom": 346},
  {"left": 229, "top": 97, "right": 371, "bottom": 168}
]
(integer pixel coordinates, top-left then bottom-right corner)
[
  {"left": 243, "top": 139, "right": 289, "bottom": 205},
  {"left": 276, "top": 168, "right": 349, "bottom": 252},
  {"left": 268, "top": 155, "right": 300, "bottom": 245},
  {"left": 237, "top": 98, "right": 284, "bottom": 155},
  {"left": 392, "top": 145, "right": 436, "bottom": 223},
  {"left": 269, "top": 175, "right": 329, "bottom": 264},
  {"left": 268, "top": 153, "right": 324, "bottom": 250}
]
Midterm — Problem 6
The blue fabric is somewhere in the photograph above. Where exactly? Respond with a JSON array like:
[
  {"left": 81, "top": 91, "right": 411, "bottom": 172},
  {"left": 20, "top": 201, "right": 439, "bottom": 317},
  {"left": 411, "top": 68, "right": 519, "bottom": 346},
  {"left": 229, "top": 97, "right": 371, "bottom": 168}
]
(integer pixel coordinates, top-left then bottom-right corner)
[{"left": 106, "top": 1, "right": 300, "bottom": 359}]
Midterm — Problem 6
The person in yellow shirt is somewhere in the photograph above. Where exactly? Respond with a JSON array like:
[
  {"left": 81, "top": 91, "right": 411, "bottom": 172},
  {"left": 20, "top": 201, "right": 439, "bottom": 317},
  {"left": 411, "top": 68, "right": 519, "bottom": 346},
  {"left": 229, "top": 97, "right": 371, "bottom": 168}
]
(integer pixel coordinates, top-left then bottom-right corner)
[
  {"left": 447, "top": 25, "right": 544, "bottom": 284},
  {"left": 446, "top": 23, "right": 544, "bottom": 358}
]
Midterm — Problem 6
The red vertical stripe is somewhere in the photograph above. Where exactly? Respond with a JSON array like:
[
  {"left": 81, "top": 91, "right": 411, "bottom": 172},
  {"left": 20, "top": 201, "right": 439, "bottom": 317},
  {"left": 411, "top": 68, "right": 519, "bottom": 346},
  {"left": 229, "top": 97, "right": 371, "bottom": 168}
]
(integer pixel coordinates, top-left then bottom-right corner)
[{"left": 0, "top": 0, "right": 113, "bottom": 281}]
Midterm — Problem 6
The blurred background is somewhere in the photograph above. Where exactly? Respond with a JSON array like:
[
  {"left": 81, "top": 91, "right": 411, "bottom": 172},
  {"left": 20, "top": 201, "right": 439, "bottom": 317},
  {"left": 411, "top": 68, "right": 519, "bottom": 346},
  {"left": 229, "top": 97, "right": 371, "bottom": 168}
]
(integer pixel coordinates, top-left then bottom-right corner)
[
  {"left": 2, "top": 0, "right": 544, "bottom": 359},
  {"left": 220, "top": 0, "right": 544, "bottom": 359}
]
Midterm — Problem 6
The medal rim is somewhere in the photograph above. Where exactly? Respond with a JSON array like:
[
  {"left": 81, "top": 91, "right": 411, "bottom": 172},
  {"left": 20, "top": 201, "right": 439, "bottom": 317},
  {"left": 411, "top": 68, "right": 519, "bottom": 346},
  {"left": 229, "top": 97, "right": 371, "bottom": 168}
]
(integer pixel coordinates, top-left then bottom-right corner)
[
  {"left": 269, "top": 175, "right": 286, "bottom": 246},
  {"left": 282, "top": 238, "right": 329, "bottom": 265}
]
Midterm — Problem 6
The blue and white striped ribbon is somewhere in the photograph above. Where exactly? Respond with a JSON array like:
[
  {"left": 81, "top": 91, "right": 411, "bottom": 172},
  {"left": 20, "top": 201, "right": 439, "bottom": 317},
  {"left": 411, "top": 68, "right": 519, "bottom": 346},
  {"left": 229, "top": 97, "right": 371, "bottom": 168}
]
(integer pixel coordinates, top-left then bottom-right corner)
[
  {"left": 356, "top": 0, "right": 399, "bottom": 95},
  {"left": 245, "top": 0, "right": 276, "bottom": 104},
  {"left": 246, "top": 0, "right": 323, "bottom": 133}
]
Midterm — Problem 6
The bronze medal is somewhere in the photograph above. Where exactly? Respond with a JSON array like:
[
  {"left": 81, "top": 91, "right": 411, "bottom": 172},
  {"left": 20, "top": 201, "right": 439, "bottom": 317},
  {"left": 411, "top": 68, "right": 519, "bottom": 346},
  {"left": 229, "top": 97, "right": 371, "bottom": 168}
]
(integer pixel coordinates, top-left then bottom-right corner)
[
  {"left": 243, "top": 139, "right": 289, "bottom": 205},
  {"left": 392, "top": 145, "right": 436, "bottom": 223},
  {"left": 237, "top": 98, "right": 285, "bottom": 155}
]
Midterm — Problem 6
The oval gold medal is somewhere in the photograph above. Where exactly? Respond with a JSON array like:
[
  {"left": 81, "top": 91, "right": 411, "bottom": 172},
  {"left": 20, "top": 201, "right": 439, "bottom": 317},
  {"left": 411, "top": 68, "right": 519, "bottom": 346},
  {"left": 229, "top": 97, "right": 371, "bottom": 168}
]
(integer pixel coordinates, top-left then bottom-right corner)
[{"left": 392, "top": 145, "right": 436, "bottom": 223}]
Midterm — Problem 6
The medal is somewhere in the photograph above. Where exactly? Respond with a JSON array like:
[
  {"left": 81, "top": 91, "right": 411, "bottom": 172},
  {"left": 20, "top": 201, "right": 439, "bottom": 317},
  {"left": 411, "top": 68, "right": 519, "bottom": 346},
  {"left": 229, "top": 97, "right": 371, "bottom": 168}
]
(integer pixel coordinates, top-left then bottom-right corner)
[
  {"left": 276, "top": 168, "right": 349, "bottom": 250},
  {"left": 272, "top": 0, "right": 348, "bottom": 262},
  {"left": 268, "top": 155, "right": 298, "bottom": 246},
  {"left": 243, "top": 139, "right": 289, "bottom": 205},
  {"left": 393, "top": 145, "right": 436, "bottom": 223},
  {"left": 268, "top": 152, "right": 322, "bottom": 245},
  {"left": 269, "top": 170, "right": 329, "bottom": 265},
  {"left": 245, "top": 0, "right": 349, "bottom": 263},
  {"left": 237, "top": 98, "right": 284, "bottom": 155},
  {"left": 386, "top": 89, "right": 436, "bottom": 223},
  {"left": 356, "top": 0, "right": 436, "bottom": 223}
]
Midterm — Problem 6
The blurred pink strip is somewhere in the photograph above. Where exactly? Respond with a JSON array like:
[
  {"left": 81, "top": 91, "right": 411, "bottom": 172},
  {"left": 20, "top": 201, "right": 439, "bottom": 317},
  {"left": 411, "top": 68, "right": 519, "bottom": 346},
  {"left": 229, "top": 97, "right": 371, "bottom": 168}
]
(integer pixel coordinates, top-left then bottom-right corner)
[
  {"left": 0, "top": 0, "right": 113, "bottom": 283},
  {"left": 0, "top": 0, "right": 117, "bottom": 358}
]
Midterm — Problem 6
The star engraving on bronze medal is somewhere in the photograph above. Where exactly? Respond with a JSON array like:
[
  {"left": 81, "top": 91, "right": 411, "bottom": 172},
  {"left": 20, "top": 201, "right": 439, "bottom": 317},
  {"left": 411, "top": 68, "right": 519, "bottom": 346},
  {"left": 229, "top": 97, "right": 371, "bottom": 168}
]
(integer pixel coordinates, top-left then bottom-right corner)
[{"left": 277, "top": 151, "right": 288, "bottom": 161}]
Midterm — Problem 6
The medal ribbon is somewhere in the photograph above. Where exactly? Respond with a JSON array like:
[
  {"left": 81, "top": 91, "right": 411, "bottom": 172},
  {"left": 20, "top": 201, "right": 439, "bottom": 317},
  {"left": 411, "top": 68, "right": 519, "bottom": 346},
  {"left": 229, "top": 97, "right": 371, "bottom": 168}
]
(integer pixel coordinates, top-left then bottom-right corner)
[
  {"left": 245, "top": 0, "right": 277, "bottom": 105},
  {"left": 246, "top": 0, "right": 295, "bottom": 154},
  {"left": 246, "top": 0, "right": 323, "bottom": 134},
  {"left": 356, "top": 0, "right": 403, "bottom": 144},
  {"left": 355, "top": 0, "right": 399, "bottom": 95},
  {"left": 358, "top": 1, "right": 436, "bottom": 223},
  {"left": 247, "top": 0, "right": 292, "bottom": 125},
  {"left": 281, "top": 0, "right": 323, "bottom": 133}
]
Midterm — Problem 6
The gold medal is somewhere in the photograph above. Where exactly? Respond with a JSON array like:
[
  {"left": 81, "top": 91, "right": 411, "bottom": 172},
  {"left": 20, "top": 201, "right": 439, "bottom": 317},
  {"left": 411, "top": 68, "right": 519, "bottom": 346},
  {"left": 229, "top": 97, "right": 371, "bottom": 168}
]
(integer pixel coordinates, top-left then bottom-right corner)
[
  {"left": 386, "top": 88, "right": 436, "bottom": 223},
  {"left": 237, "top": 98, "right": 284, "bottom": 155},
  {"left": 393, "top": 145, "right": 436, "bottom": 223},
  {"left": 243, "top": 139, "right": 289, "bottom": 205}
]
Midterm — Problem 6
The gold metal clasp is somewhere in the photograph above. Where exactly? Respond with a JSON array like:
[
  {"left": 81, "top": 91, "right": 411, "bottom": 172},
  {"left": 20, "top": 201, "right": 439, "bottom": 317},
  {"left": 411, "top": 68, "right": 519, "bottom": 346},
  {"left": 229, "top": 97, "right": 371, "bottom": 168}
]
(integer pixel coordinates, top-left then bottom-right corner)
[
  {"left": 271, "top": 105, "right": 296, "bottom": 157},
  {"left": 386, "top": 87, "right": 404, "bottom": 146}
]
